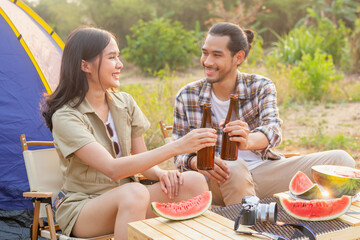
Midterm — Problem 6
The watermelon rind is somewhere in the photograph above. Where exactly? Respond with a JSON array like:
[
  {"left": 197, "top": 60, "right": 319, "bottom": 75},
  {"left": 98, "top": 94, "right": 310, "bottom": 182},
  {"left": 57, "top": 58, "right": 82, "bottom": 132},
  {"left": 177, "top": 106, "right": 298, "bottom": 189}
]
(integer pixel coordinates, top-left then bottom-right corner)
[
  {"left": 278, "top": 195, "right": 352, "bottom": 221},
  {"left": 151, "top": 191, "right": 212, "bottom": 220},
  {"left": 289, "top": 171, "right": 323, "bottom": 200},
  {"left": 312, "top": 165, "right": 360, "bottom": 197}
]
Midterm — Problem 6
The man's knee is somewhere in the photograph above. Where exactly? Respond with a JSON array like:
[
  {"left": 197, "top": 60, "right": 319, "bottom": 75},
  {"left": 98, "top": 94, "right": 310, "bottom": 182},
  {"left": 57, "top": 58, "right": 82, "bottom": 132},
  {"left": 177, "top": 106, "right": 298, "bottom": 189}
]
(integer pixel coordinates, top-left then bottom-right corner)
[
  {"left": 326, "top": 150, "right": 355, "bottom": 168},
  {"left": 227, "top": 159, "right": 253, "bottom": 183}
]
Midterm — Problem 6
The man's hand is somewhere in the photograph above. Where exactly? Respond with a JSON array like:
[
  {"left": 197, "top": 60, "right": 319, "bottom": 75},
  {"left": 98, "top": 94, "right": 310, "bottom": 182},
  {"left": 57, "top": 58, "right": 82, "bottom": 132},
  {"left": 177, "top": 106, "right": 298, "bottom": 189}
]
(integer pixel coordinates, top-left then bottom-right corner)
[
  {"left": 221, "top": 120, "right": 250, "bottom": 150},
  {"left": 220, "top": 119, "right": 269, "bottom": 151},
  {"left": 191, "top": 156, "right": 230, "bottom": 183}
]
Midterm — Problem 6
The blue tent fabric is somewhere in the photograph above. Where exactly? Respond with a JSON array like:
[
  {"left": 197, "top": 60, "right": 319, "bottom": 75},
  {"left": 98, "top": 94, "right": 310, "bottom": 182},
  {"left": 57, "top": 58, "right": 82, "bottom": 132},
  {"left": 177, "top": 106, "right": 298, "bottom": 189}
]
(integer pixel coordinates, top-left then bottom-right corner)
[{"left": 0, "top": 12, "right": 54, "bottom": 210}]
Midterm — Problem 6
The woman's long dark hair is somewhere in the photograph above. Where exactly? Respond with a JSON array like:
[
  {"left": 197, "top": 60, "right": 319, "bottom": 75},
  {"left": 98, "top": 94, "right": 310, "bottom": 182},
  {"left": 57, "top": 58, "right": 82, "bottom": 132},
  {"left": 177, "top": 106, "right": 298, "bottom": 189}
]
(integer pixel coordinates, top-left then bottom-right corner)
[{"left": 42, "top": 26, "right": 112, "bottom": 131}]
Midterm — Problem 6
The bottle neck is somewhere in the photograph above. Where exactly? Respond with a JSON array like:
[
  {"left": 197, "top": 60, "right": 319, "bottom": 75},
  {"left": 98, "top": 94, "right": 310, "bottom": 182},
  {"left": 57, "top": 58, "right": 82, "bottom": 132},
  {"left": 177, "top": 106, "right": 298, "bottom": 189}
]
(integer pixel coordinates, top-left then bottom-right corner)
[
  {"left": 225, "top": 97, "right": 239, "bottom": 122},
  {"left": 201, "top": 105, "right": 212, "bottom": 128}
]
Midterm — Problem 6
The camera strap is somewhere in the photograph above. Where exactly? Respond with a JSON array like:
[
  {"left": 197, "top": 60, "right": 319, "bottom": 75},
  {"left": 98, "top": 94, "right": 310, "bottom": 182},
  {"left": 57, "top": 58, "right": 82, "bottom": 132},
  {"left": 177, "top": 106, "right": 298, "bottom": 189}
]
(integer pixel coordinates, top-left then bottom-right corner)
[{"left": 234, "top": 209, "right": 317, "bottom": 240}]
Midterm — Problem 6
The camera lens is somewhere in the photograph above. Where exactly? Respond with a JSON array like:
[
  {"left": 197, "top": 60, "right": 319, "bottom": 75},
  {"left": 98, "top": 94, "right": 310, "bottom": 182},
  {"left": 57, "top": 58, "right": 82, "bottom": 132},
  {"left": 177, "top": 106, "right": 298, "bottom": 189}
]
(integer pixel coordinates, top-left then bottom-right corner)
[{"left": 256, "top": 202, "right": 278, "bottom": 224}]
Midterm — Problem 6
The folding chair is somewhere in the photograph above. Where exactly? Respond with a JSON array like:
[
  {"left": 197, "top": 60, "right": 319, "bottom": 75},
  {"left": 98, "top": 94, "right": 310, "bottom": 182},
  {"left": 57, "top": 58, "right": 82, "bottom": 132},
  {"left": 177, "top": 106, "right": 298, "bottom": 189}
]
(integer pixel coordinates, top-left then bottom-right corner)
[
  {"left": 20, "top": 134, "right": 114, "bottom": 240},
  {"left": 158, "top": 120, "right": 300, "bottom": 158}
]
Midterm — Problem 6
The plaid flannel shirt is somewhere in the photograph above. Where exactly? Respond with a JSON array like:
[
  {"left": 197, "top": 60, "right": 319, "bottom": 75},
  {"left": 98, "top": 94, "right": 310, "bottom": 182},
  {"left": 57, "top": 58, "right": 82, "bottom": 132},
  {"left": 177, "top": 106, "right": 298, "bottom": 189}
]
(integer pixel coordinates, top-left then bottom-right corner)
[{"left": 173, "top": 71, "right": 283, "bottom": 171}]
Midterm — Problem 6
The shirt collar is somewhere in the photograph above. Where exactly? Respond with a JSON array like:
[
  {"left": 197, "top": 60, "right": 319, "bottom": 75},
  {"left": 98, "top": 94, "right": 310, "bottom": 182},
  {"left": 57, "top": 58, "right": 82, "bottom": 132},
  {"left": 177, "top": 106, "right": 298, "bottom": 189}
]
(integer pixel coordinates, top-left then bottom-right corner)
[
  {"left": 74, "top": 90, "right": 127, "bottom": 114},
  {"left": 235, "top": 71, "right": 250, "bottom": 100},
  {"left": 198, "top": 70, "right": 249, "bottom": 106}
]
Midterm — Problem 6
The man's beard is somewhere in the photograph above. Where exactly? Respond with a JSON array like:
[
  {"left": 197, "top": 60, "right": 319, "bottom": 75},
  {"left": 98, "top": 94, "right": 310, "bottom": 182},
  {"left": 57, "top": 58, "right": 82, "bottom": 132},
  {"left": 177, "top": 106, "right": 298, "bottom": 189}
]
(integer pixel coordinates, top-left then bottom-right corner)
[
  {"left": 204, "top": 65, "right": 233, "bottom": 84},
  {"left": 203, "top": 65, "right": 221, "bottom": 84}
]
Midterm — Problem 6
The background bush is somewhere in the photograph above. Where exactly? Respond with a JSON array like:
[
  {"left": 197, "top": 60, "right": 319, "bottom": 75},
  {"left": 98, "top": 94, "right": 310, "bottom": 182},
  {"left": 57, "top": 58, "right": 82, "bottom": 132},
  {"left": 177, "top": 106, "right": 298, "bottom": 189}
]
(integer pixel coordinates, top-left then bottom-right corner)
[
  {"left": 290, "top": 50, "right": 343, "bottom": 101},
  {"left": 122, "top": 18, "right": 200, "bottom": 74},
  {"left": 270, "top": 26, "right": 323, "bottom": 66}
]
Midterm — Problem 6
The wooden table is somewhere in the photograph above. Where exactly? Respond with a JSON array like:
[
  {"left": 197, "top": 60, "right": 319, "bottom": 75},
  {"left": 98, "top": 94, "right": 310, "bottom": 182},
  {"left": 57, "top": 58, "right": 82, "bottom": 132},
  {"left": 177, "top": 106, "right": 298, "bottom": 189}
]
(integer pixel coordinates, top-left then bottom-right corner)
[
  {"left": 128, "top": 194, "right": 360, "bottom": 240},
  {"left": 128, "top": 210, "right": 257, "bottom": 240}
]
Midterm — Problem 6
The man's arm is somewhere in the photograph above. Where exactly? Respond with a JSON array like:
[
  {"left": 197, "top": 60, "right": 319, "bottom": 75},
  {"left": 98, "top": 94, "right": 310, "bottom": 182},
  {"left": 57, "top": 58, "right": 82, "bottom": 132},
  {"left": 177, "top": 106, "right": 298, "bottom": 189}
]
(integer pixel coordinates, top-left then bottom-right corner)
[
  {"left": 222, "top": 80, "right": 282, "bottom": 153},
  {"left": 253, "top": 80, "right": 282, "bottom": 149}
]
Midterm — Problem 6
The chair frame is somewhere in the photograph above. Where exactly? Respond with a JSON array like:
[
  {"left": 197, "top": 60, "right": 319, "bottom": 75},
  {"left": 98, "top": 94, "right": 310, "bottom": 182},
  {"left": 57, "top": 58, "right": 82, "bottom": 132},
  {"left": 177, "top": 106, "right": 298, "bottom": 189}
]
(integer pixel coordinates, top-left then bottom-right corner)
[
  {"left": 20, "top": 134, "right": 113, "bottom": 240},
  {"left": 159, "top": 120, "right": 173, "bottom": 140}
]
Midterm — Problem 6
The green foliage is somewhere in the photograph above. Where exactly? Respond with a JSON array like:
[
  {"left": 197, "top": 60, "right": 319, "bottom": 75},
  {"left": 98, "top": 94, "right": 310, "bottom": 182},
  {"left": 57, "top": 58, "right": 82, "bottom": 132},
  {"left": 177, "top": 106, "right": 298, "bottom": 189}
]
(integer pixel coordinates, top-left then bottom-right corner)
[
  {"left": 271, "top": 15, "right": 351, "bottom": 72},
  {"left": 119, "top": 70, "right": 187, "bottom": 149},
  {"left": 123, "top": 18, "right": 200, "bottom": 75},
  {"left": 349, "top": 16, "right": 360, "bottom": 73},
  {"left": 299, "top": 128, "right": 359, "bottom": 150},
  {"left": 80, "top": 0, "right": 153, "bottom": 48},
  {"left": 251, "top": 0, "right": 314, "bottom": 47},
  {"left": 26, "top": 0, "right": 83, "bottom": 40},
  {"left": 297, "top": 0, "right": 359, "bottom": 28},
  {"left": 307, "top": 11, "right": 351, "bottom": 72},
  {"left": 245, "top": 34, "right": 264, "bottom": 66},
  {"left": 152, "top": 0, "right": 212, "bottom": 31},
  {"left": 271, "top": 26, "right": 323, "bottom": 66},
  {"left": 290, "top": 50, "right": 343, "bottom": 101}
]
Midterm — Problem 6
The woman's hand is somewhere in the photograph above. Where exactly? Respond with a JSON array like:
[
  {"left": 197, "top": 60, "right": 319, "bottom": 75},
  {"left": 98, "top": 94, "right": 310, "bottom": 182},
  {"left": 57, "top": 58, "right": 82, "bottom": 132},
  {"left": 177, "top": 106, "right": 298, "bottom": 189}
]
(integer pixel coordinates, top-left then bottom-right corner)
[
  {"left": 175, "top": 128, "right": 217, "bottom": 155},
  {"left": 157, "top": 169, "right": 183, "bottom": 199}
]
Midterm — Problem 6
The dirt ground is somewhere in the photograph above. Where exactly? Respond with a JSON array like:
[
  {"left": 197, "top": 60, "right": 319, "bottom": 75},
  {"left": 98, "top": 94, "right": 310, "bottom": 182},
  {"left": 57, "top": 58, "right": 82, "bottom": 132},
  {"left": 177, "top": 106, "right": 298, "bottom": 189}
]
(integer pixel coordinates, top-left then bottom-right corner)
[{"left": 280, "top": 102, "right": 360, "bottom": 168}]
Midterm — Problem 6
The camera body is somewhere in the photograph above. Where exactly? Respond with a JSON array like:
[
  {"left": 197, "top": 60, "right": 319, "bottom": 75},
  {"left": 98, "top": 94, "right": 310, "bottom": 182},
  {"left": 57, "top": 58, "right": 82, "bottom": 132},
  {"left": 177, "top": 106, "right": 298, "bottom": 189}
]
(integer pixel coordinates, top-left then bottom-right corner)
[{"left": 239, "top": 196, "right": 278, "bottom": 226}]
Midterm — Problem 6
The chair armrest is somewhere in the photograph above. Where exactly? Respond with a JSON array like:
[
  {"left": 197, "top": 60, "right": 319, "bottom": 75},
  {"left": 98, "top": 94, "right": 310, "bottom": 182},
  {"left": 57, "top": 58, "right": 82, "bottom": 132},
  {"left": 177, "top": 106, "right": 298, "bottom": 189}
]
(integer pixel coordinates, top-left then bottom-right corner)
[
  {"left": 284, "top": 153, "right": 301, "bottom": 158},
  {"left": 23, "top": 191, "right": 53, "bottom": 198}
]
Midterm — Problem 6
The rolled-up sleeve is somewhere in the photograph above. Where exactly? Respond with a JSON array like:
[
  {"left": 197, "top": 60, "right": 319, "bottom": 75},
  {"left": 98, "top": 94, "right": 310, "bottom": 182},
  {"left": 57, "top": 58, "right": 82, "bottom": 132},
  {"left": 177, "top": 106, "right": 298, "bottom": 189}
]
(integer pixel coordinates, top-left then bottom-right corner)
[{"left": 252, "top": 80, "right": 282, "bottom": 151}]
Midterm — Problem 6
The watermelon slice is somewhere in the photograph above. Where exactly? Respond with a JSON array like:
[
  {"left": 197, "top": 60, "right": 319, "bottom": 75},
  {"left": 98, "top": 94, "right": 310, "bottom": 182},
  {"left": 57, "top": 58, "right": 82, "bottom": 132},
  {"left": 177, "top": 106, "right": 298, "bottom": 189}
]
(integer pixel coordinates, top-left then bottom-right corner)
[
  {"left": 279, "top": 195, "right": 352, "bottom": 221},
  {"left": 312, "top": 165, "right": 360, "bottom": 197},
  {"left": 289, "top": 171, "right": 323, "bottom": 200},
  {"left": 151, "top": 191, "right": 212, "bottom": 220}
]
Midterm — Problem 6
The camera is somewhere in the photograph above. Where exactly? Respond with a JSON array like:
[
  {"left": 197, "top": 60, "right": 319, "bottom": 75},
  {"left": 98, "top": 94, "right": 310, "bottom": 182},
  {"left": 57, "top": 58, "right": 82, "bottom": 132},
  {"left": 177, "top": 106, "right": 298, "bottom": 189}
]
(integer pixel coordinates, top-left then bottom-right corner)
[{"left": 238, "top": 196, "right": 278, "bottom": 226}]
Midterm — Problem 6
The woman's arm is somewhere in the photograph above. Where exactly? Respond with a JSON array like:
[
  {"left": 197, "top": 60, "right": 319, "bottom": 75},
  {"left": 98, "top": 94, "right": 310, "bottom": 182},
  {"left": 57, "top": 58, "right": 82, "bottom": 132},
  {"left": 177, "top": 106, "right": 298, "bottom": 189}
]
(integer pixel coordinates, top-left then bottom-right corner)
[
  {"left": 74, "top": 128, "right": 216, "bottom": 181},
  {"left": 130, "top": 135, "right": 164, "bottom": 181}
]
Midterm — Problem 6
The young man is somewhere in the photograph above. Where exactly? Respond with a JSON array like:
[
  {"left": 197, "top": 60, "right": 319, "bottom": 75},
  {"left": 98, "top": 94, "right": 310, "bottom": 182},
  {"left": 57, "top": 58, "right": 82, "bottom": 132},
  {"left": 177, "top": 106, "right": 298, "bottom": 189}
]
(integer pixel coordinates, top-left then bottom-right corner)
[{"left": 172, "top": 22, "right": 355, "bottom": 206}]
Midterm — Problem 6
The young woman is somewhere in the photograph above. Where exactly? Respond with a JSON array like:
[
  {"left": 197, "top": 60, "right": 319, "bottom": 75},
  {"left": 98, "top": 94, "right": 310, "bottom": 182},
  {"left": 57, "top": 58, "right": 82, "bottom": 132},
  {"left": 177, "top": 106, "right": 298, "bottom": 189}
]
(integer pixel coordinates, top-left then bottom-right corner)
[{"left": 42, "top": 26, "right": 217, "bottom": 240}]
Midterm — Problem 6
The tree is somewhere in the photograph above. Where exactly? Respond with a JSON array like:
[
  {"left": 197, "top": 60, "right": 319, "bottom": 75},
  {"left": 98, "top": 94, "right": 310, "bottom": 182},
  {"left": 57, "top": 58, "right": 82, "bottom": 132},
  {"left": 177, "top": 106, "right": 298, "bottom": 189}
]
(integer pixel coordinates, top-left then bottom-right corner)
[
  {"left": 79, "top": 0, "right": 153, "bottom": 48},
  {"left": 26, "top": 0, "right": 84, "bottom": 41}
]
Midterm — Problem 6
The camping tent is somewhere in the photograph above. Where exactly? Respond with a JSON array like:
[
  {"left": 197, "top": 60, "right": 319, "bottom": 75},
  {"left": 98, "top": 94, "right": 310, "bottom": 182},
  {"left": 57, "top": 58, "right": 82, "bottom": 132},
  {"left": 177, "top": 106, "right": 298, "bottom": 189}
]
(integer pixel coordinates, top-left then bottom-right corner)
[{"left": 0, "top": 0, "right": 63, "bottom": 211}]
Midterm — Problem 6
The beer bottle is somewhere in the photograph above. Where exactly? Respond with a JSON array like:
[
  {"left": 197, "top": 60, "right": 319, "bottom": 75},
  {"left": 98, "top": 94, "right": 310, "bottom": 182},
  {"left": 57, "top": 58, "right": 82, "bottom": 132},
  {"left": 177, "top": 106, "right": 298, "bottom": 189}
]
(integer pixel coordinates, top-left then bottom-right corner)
[
  {"left": 197, "top": 103, "right": 215, "bottom": 170},
  {"left": 221, "top": 94, "right": 239, "bottom": 160}
]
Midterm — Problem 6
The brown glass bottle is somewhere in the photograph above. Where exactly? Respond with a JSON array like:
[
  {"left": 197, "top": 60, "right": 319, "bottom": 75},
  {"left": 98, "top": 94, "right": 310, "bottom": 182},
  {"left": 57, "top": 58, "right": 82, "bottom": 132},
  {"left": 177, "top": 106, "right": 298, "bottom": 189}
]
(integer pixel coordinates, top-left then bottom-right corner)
[
  {"left": 197, "top": 103, "right": 215, "bottom": 170},
  {"left": 221, "top": 94, "right": 239, "bottom": 160}
]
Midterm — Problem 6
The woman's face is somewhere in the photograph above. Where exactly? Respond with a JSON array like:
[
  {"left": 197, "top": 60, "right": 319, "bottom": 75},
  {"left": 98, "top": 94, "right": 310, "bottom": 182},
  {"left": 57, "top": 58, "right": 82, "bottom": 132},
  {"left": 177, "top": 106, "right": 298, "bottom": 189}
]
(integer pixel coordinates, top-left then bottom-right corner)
[{"left": 97, "top": 37, "right": 123, "bottom": 89}]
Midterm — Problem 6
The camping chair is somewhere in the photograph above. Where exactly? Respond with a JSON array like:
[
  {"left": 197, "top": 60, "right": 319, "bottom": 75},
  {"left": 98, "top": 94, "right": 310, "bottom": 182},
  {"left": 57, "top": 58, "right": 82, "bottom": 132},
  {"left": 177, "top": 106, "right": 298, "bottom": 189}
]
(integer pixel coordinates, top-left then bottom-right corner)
[
  {"left": 20, "top": 134, "right": 114, "bottom": 240},
  {"left": 158, "top": 120, "right": 300, "bottom": 158}
]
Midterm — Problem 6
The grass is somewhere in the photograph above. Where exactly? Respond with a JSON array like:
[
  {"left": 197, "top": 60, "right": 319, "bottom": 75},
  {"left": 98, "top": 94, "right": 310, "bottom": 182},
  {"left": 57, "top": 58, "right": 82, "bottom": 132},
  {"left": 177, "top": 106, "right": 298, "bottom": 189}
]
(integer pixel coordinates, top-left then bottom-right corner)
[
  {"left": 278, "top": 128, "right": 360, "bottom": 168},
  {"left": 298, "top": 129, "right": 359, "bottom": 150}
]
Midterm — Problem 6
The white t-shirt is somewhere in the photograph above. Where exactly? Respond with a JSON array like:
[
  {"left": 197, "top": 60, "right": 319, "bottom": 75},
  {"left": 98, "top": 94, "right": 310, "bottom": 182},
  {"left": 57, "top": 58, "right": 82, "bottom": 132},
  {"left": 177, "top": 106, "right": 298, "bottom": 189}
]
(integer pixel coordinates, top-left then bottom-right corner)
[
  {"left": 106, "top": 111, "right": 122, "bottom": 158},
  {"left": 210, "top": 90, "right": 266, "bottom": 170}
]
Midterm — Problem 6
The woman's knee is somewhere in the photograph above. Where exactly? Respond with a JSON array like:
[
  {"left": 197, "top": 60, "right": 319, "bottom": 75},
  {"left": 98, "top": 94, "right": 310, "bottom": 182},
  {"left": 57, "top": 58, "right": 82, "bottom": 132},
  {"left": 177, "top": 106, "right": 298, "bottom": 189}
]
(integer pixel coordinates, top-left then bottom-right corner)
[
  {"left": 115, "top": 182, "right": 150, "bottom": 210},
  {"left": 182, "top": 171, "right": 208, "bottom": 193}
]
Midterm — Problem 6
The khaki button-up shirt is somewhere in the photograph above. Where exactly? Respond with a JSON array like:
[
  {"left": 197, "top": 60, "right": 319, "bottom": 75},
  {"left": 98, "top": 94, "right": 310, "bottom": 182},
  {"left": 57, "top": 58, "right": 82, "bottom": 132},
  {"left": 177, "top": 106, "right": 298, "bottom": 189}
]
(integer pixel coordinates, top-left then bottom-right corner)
[{"left": 52, "top": 91, "right": 150, "bottom": 194}]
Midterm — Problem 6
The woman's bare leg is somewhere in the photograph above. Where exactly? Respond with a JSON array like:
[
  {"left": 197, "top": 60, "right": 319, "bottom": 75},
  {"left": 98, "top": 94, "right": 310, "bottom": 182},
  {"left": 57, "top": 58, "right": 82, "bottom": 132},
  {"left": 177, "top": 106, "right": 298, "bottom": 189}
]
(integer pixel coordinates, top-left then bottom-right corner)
[
  {"left": 145, "top": 171, "right": 208, "bottom": 218},
  {"left": 71, "top": 182, "right": 150, "bottom": 240}
]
